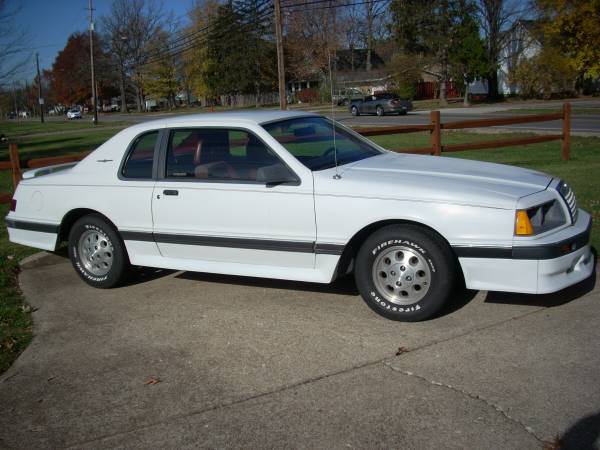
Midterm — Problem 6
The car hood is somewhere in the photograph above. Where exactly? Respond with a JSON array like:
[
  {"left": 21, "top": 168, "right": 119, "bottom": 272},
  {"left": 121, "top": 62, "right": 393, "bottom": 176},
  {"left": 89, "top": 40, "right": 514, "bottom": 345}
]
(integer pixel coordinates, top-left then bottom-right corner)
[{"left": 315, "top": 152, "right": 552, "bottom": 209}]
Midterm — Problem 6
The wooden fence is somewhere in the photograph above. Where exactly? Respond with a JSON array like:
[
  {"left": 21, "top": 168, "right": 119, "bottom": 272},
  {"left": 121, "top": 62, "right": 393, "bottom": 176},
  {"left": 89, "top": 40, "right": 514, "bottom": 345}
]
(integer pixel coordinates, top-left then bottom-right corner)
[{"left": 0, "top": 103, "right": 572, "bottom": 205}]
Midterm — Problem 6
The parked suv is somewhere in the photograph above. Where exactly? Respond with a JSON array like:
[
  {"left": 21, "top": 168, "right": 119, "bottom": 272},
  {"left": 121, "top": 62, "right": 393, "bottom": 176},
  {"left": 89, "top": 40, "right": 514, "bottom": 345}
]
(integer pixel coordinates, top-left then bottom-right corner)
[{"left": 350, "top": 93, "right": 413, "bottom": 116}]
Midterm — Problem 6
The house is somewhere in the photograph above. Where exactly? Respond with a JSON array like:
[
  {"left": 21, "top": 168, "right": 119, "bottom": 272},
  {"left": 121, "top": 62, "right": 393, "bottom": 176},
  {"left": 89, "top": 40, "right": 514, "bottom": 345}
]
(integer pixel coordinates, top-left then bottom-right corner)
[{"left": 498, "top": 20, "right": 542, "bottom": 95}]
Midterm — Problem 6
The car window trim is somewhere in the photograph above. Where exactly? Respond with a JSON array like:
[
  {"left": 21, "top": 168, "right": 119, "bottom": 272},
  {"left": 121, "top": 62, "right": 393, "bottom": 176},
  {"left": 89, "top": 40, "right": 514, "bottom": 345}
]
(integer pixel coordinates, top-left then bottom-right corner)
[
  {"left": 158, "top": 126, "right": 301, "bottom": 186},
  {"left": 118, "top": 129, "right": 165, "bottom": 181}
]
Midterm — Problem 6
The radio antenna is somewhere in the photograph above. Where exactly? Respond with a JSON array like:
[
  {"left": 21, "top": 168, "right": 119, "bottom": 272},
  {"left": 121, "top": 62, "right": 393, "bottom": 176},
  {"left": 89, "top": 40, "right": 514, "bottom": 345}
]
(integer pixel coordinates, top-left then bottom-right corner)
[{"left": 328, "top": 51, "right": 341, "bottom": 180}]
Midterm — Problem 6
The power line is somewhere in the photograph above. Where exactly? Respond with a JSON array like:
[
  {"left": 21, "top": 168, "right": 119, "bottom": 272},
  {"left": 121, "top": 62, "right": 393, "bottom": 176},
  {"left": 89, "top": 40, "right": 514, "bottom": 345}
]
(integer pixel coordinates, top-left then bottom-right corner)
[{"left": 141, "top": 5, "right": 275, "bottom": 67}]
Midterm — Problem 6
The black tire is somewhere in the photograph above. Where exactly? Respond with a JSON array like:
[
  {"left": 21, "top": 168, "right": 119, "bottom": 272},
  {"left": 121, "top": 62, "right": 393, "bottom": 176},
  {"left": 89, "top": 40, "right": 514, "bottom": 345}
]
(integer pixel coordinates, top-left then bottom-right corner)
[
  {"left": 68, "top": 214, "right": 129, "bottom": 288},
  {"left": 376, "top": 106, "right": 384, "bottom": 116},
  {"left": 351, "top": 105, "right": 360, "bottom": 116},
  {"left": 354, "top": 224, "right": 457, "bottom": 321}
]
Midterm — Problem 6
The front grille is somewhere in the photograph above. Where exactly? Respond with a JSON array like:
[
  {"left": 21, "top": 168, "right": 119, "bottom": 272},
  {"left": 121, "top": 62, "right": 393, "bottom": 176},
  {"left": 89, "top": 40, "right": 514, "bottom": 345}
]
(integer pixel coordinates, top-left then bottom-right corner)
[{"left": 558, "top": 180, "right": 578, "bottom": 223}]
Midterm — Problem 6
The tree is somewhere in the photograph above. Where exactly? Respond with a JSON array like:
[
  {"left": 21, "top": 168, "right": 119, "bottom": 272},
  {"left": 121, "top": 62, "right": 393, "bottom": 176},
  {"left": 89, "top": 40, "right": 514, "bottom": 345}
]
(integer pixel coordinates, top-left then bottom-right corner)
[
  {"left": 182, "top": 0, "right": 220, "bottom": 102},
  {"left": 537, "top": 0, "right": 600, "bottom": 81},
  {"left": 448, "top": 7, "right": 492, "bottom": 105},
  {"left": 101, "top": 0, "right": 168, "bottom": 112},
  {"left": 101, "top": 0, "right": 135, "bottom": 112},
  {"left": 509, "top": 45, "right": 577, "bottom": 98},
  {"left": 142, "top": 30, "right": 179, "bottom": 108},
  {"left": 476, "top": 0, "right": 528, "bottom": 100},
  {"left": 390, "top": 0, "right": 474, "bottom": 105},
  {"left": 0, "top": 1, "right": 30, "bottom": 87}
]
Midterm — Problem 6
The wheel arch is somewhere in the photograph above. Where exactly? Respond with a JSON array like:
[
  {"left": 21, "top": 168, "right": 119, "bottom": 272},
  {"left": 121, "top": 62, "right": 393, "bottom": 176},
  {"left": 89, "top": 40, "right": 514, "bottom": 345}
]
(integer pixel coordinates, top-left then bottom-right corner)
[
  {"left": 57, "top": 208, "right": 121, "bottom": 245},
  {"left": 333, "top": 218, "right": 459, "bottom": 280}
]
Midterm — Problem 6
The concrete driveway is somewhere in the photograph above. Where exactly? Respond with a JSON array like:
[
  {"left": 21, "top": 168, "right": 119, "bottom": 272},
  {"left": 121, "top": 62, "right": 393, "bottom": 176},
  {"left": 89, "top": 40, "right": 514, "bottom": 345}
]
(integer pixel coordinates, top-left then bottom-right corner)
[{"left": 1, "top": 252, "right": 599, "bottom": 449}]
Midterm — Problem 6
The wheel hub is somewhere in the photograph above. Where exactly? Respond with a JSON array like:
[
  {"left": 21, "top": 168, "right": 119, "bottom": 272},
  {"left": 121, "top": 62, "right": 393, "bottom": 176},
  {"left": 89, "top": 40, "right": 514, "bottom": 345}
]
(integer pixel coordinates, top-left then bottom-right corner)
[
  {"left": 77, "top": 229, "right": 114, "bottom": 277},
  {"left": 372, "top": 245, "right": 431, "bottom": 305}
]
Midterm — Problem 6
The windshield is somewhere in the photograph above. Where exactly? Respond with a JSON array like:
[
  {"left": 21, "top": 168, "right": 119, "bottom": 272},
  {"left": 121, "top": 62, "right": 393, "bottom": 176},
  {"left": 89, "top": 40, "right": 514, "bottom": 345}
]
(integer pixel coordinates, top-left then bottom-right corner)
[{"left": 262, "top": 116, "right": 382, "bottom": 171}]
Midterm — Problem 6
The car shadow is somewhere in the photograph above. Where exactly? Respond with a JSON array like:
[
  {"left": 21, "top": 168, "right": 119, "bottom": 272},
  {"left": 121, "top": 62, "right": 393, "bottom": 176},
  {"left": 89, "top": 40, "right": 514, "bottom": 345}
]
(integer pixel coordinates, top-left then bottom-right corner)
[
  {"left": 559, "top": 410, "right": 600, "bottom": 450},
  {"left": 175, "top": 272, "right": 360, "bottom": 296},
  {"left": 51, "top": 247, "right": 175, "bottom": 287},
  {"left": 484, "top": 248, "right": 597, "bottom": 308}
]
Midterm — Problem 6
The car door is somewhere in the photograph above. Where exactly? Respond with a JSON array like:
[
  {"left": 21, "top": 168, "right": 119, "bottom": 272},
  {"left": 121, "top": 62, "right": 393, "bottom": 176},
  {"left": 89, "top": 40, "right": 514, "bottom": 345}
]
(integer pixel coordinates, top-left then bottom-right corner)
[
  {"left": 363, "top": 96, "right": 375, "bottom": 114},
  {"left": 151, "top": 126, "right": 316, "bottom": 268}
]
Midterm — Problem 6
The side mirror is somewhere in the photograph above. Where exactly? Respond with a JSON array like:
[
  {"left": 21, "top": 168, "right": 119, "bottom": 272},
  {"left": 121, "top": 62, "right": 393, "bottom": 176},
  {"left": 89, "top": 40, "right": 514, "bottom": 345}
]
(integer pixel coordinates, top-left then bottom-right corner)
[{"left": 257, "top": 163, "right": 298, "bottom": 187}]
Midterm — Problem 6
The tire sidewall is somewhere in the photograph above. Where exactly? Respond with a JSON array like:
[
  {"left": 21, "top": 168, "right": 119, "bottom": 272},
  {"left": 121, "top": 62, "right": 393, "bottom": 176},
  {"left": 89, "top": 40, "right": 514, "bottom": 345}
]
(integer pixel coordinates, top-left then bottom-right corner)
[
  {"left": 376, "top": 106, "right": 384, "bottom": 116},
  {"left": 68, "top": 216, "right": 128, "bottom": 288},
  {"left": 356, "top": 227, "right": 454, "bottom": 321},
  {"left": 351, "top": 106, "right": 359, "bottom": 116}
]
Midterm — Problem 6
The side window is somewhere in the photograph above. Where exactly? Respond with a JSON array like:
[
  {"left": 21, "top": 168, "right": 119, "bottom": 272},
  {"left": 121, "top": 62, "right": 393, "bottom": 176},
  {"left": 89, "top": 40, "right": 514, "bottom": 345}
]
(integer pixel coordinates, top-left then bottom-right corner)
[
  {"left": 121, "top": 131, "right": 158, "bottom": 179},
  {"left": 165, "top": 128, "right": 292, "bottom": 183}
]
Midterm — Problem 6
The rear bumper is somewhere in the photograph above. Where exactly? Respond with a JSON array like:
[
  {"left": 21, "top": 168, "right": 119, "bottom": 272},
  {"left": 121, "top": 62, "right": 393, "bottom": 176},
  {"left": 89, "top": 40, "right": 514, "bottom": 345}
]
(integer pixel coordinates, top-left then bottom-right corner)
[
  {"left": 457, "top": 209, "right": 594, "bottom": 294},
  {"left": 5, "top": 217, "right": 59, "bottom": 251}
]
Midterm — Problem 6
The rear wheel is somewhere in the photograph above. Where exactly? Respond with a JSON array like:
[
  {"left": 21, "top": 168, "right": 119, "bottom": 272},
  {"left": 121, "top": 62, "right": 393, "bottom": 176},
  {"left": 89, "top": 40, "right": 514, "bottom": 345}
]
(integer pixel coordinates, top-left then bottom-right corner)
[
  {"left": 376, "top": 106, "right": 384, "bottom": 116},
  {"left": 351, "top": 105, "right": 360, "bottom": 116},
  {"left": 68, "top": 214, "right": 129, "bottom": 288},
  {"left": 354, "top": 224, "right": 456, "bottom": 321}
]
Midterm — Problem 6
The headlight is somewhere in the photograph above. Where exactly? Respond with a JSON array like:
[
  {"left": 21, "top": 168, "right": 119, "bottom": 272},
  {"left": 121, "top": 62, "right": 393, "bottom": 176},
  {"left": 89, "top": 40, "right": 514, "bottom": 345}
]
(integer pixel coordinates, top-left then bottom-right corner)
[{"left": 515, "top": 200, "right": 567, "bottom": 236}]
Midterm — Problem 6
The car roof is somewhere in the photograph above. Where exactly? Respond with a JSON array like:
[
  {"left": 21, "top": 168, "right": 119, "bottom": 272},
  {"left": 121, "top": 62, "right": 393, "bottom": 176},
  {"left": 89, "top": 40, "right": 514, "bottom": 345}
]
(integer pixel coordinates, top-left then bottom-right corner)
[{"left": 131, "top": 110, "right": 320, "bottom": 131}]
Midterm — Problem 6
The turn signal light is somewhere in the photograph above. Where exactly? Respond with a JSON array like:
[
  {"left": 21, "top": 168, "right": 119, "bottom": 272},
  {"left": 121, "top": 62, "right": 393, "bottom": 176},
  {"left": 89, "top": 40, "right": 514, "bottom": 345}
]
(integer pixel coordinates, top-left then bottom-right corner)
[{"left": 515, "top": 210, "right": 534, "bottom": 235}]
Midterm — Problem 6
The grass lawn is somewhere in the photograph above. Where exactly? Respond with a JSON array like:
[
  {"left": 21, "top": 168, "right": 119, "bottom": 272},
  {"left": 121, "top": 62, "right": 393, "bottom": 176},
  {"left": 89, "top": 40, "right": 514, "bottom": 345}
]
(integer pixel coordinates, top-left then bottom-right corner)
[{"left": 0, "top": 122, "right": 598, "bottom": 373}]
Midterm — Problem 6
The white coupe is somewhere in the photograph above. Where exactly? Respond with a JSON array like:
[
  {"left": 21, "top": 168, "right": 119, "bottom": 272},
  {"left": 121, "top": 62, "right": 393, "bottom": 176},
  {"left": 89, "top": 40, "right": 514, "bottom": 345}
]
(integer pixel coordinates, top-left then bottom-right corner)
[{"left": 5, "top": 111, "right": 593, "bottom": 321}]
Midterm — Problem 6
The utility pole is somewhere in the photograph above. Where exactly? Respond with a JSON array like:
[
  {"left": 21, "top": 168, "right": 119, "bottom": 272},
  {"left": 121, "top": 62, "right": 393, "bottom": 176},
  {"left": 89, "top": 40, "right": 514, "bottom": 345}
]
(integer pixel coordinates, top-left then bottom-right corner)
[
  {"left": 88, "top": 0, "right": 99, "bottom": 124},
  {"left": 273, "top": 0, "right": 286, "bottom": 110},
  {"left": 35, "top": 53, "right": 44, "bottom": 123}
]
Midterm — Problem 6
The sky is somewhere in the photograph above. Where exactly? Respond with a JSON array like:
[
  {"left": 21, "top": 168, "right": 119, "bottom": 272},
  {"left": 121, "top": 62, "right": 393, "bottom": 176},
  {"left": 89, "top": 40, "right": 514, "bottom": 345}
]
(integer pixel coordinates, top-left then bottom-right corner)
[{"left": 9, "top": 0, "right": 194, "bottom": 81}]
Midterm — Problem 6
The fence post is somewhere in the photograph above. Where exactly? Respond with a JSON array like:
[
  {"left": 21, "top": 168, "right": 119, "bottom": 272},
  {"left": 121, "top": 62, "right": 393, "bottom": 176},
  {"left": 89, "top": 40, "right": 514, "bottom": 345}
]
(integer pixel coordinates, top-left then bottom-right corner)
[
  {"left": 561, "top": 102, "right": 571, "bottom": 161},
  {"left": 8, "top": 143, "right": 22, "bottom": 189},
  {"left": 430, "top": 110, "right": 442, "bottom": 156}
]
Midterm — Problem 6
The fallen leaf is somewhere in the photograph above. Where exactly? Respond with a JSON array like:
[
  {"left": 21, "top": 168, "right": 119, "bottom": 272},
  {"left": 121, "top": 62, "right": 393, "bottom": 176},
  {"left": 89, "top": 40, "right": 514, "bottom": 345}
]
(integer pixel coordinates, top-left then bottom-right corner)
[
  {"left": 396, "top": 346, "right": 410, "bottom": 356},
  {"left": 145, "top": 377, "right": 161, "bottom": 385},
  {"left": 542, "top": 436, "right": 561, "bottom": 450}
]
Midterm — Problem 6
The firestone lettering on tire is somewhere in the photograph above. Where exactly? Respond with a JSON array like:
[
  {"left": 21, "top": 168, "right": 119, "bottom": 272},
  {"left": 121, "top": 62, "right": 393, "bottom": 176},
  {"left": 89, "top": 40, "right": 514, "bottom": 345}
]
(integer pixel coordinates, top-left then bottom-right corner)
[{"left": 370, "top": 290, "right": 421, "bottom": 313}]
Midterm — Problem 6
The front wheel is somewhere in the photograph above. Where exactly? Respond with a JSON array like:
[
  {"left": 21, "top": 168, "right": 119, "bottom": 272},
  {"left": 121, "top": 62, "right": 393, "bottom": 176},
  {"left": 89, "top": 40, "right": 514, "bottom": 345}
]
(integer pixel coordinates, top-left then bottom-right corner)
[
  {"left": 354, "top": 225, "right": 457, "bottom": 321},
  {"left": 351, "top": 105, "right": 360, "bottom": 116},
  {"left": 68, "top": 214, "right": 130, "bottom": 288},
  {"left": 376, "top": 106, "right": 384, "bottom": 116}
]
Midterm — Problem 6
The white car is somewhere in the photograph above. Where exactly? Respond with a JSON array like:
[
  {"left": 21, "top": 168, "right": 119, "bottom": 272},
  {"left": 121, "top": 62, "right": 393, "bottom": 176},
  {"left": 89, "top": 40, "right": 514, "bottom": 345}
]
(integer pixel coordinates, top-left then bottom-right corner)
[
  {"left": 66, "top": 109, "right": 82, "bottom": 120},
  {"left": 5, "top": 111, "right": 593, "bottom": 321}
]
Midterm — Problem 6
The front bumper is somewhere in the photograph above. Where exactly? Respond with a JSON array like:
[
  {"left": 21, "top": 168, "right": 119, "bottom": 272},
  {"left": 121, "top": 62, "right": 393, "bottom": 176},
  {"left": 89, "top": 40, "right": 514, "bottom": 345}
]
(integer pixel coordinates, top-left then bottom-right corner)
[{"left": 457, "top": 209, "right": 594, "bottom": 294}]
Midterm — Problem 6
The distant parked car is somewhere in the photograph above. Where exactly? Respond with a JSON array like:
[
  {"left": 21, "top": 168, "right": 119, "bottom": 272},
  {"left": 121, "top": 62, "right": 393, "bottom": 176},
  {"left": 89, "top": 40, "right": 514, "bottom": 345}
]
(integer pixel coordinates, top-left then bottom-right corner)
[
  {"left": 66, "top": 109, "right": 82, "bottom": 120},
  {"left": 350, "top": 93, "right": 413, "bottom": 116}
]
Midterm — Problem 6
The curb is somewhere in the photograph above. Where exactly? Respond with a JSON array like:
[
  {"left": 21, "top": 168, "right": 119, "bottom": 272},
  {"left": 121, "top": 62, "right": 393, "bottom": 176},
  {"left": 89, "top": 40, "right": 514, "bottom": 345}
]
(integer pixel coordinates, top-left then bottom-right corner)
[{"left": 19, "top": 251, "right": 64, "bottom": 270}]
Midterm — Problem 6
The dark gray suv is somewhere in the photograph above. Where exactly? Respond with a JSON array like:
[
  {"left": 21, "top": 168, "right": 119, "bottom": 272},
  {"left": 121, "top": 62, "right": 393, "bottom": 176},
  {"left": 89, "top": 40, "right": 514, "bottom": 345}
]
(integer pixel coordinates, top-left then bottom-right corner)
[{"left": 350, "top": 93, "right": 413, "bottom": 116}]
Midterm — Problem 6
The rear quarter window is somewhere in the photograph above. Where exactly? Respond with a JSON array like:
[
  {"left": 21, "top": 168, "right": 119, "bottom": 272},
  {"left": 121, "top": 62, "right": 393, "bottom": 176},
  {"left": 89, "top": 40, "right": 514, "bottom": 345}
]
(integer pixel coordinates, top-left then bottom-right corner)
[{"left": 121, "top": 131, "right": 159, "bottom": 179}]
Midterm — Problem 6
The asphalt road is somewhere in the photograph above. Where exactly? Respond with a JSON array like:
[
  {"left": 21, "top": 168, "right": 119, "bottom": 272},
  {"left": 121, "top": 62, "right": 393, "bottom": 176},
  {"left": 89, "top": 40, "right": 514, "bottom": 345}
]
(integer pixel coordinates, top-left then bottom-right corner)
[
  {"left": 1, "top": 252, "right": 599, "bottom": 449},
  {"left": 46, "top": 99, "right": 600, "bottom": 135}
]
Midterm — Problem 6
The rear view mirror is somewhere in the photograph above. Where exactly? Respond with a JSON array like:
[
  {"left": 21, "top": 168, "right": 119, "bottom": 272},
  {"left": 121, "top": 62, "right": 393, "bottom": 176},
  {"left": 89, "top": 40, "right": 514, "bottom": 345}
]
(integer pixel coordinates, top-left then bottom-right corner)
[{"left": 257, "top": 163, "right": 298, "bottom": 187}]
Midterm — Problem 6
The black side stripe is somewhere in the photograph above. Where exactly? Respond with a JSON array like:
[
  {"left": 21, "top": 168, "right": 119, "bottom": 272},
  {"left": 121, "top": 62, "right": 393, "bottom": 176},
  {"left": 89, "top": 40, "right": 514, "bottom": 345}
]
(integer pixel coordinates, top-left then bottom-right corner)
[
  {"left": 120, "top": 230, "right": 345, "bottom": 255},
  {"left": 452, "top": 219, "right": 591, "bottom": 260},
  {"left": 5, "top": 218, "right": 59, "bottom": 234}
]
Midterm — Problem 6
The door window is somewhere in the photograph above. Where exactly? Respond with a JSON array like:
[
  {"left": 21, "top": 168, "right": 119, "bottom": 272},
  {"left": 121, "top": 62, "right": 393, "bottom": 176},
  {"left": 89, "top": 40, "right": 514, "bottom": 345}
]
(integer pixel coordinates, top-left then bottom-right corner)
[{"left": 165, "top": 128, "right": 292, "bottom": 182}]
